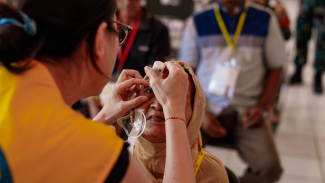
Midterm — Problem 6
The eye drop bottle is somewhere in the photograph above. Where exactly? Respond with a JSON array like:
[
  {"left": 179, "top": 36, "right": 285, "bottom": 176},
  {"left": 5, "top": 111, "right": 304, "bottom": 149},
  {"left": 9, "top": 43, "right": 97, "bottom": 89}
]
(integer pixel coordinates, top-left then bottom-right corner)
[{"left": 152, "top": 61, "right": 169, "bottom": 79}]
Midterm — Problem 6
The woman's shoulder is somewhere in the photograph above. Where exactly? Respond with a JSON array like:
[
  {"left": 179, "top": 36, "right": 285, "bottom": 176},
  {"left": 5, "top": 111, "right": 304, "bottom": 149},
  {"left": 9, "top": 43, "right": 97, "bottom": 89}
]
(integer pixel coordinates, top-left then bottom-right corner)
[
  {"left": 196, "top": 149, "right": 229, "bottom": 183},
  {"left": 44, "top": 103, "right": 124, "bottom": 152},
  {"left": 202, "top": 150, "right": 225, "bottom": 168},
  {"left": 0, "top": 69, "right": 124, "bottom": 182}
]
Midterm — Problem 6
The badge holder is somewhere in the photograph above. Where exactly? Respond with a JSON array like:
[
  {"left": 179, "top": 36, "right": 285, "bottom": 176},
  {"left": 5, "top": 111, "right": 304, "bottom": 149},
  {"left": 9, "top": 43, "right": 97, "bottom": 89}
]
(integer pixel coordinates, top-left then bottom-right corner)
[
  {"left": 211, "top": 1, "right": 248, "bottom": 99},
  {"left": 208, "top": 57, "right": 240, "bottom": 99}
]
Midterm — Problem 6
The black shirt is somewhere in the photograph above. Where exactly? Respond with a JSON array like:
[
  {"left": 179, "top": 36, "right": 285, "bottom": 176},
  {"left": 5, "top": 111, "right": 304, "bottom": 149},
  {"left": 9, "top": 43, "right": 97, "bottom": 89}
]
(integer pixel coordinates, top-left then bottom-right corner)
[
  {"left": 105, "top": 143, "right": 129, "bottom": 183},
  {"left": 112, "top": 9, "right": 170, "bottom": 78}
]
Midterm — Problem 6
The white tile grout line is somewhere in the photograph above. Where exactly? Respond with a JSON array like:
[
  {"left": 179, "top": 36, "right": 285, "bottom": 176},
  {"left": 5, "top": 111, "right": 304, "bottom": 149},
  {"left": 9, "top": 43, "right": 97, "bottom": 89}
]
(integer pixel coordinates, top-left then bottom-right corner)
[{"left": 307, "top": 107, "right": 325, "bottom": 183}]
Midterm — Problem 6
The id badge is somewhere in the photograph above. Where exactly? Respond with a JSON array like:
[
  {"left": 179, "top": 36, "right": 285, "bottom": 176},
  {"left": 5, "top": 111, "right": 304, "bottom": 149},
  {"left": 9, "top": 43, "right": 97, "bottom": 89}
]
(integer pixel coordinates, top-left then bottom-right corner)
[
  {"left": 227, "top": 66, "right": 240, "bottom": 98},
  {"left": 208, "top": 63, "right": 230, "bottom": 96}
]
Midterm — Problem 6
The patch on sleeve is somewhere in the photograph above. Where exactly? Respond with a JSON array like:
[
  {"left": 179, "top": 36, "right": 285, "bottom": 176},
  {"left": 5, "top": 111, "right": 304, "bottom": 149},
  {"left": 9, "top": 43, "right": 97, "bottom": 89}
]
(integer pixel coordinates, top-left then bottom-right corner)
[{"left": 138, "top": 45, "right": 150, "bottom": 52}]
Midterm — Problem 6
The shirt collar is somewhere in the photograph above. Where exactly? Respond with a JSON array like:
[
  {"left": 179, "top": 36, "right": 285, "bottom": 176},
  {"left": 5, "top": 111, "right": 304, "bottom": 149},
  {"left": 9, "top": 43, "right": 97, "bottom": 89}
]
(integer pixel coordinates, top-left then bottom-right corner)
[{"left": 217, "top": 0, "right": 246, "bottom": 15}]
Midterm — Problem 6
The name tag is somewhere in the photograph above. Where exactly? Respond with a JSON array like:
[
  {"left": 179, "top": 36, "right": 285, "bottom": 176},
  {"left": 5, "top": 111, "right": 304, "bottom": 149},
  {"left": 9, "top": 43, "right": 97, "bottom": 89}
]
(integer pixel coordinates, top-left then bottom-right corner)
[
  {"left": 160, "top": 0, "right": 181, "bottom": 6},
  {"left": 208, "top": 63, "right": 230, "bottom": 96},
  {"left": 208, "top": 58, "right": 240, "bottom": 98},
  {"left": 227, "top": 66, "right": 240, "bottom": 98},
  {"left": 138, "top": 45, "right": 149, "bottom": 52}
]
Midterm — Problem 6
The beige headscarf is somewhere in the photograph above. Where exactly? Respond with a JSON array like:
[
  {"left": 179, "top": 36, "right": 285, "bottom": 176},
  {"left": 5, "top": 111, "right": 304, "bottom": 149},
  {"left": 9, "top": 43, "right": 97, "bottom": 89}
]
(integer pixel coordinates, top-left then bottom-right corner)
[{"left": 133, "top": 61, "right": 229, "bottom": 183}]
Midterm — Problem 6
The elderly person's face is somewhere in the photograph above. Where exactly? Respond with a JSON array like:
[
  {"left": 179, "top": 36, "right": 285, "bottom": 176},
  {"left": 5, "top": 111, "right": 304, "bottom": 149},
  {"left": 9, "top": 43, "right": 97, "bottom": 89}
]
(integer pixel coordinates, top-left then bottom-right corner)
[{"left": 135, "top": 75, "right": 195, "bottom": 143}]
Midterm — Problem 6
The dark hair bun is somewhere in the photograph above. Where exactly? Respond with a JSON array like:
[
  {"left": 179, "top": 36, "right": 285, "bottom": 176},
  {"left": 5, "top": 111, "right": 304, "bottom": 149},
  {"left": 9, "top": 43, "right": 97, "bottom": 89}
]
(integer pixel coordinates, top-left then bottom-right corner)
[
  {"left": 0, "top": 0, "right": 117, "bottom": 74},
  {"left": 0, "top": 3, "right": 37, "bottom": 73}
]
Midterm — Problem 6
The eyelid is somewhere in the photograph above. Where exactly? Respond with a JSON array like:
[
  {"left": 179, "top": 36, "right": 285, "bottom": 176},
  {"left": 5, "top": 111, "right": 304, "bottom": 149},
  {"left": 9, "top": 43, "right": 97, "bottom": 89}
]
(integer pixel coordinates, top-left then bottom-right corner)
[
  {"left": 143, "top": 87, "right": 154, "bottom": 97},
  {"left": 143, "top": 86, "right": 152, "bottom": 91}
]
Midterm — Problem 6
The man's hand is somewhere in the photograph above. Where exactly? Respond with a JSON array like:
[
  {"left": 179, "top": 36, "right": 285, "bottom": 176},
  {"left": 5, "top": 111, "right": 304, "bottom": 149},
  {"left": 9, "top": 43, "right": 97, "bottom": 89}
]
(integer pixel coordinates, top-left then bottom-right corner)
[
  {"left": 201, "top": 111, "right": 227, "bottom": 138},
  {"left": 242, "top": 107, "right": 264, "bottom": 128}
]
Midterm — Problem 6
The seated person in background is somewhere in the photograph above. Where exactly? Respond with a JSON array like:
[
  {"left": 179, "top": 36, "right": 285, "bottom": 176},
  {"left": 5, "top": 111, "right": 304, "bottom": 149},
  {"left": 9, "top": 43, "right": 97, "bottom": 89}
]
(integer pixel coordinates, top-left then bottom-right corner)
[
  {"left": 179, "top": 0, "right": 285, "bottom": 182},
  {"left": 111, "top": 0, "right": 170, "bottom": 80},
  {"left": 132, "top": 61, "right": 229, "bottom": 183}
]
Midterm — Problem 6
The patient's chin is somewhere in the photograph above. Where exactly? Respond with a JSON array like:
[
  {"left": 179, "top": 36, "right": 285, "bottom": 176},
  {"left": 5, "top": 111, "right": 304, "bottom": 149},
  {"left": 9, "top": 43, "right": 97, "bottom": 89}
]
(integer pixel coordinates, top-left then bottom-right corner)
[{"left": 142, "top": 122, "right": 166, "bottom": 143}]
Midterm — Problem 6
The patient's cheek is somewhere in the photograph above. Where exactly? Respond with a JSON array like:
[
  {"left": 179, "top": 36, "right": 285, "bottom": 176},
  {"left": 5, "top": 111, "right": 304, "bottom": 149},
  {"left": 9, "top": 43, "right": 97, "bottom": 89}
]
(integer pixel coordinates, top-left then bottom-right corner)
[
  {"left": 143, "top": 125, "right": 166, "bottom": 138},
  {"left": 142, "top": 112, "right": 167, "bottom": 142}
]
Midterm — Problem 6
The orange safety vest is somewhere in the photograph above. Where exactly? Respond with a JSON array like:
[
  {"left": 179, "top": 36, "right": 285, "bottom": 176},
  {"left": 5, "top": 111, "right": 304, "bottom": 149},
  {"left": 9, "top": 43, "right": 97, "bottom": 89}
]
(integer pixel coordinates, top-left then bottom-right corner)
[{"left": 0, "top": 61, "right": 123, "bottom": 183}]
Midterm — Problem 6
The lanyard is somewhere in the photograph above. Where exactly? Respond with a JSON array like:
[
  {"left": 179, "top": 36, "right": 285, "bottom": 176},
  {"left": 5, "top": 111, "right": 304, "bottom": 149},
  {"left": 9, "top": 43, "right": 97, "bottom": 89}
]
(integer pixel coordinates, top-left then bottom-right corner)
[
  {"left": 214, "top": 2, "right": 250, "bottom": 54},
  {"left": 117, "top": 12, "right": 143, "bottom": 71},
  {"left": 194, "top": 148, "right": 205, "bottom": 175}
]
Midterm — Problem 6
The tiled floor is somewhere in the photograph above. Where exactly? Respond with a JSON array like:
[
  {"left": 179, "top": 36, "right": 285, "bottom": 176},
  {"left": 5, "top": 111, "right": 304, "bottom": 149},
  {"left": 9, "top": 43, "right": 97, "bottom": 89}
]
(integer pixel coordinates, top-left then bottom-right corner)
[{"left": 204, "top": 0, "right": 325, "bottom": 182}]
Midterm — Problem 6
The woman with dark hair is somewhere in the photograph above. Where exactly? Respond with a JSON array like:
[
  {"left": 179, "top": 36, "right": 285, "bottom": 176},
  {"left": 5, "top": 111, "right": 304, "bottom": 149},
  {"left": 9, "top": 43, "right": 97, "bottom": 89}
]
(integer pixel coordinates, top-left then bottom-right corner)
[{"left": 0, "top": 1, "right": 195, "bottom": 183}]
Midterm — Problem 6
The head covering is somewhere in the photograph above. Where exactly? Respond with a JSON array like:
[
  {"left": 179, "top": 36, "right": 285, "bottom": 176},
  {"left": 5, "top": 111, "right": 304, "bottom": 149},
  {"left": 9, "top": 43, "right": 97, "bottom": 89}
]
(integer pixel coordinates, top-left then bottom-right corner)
[{"left": 133, "top": 61, "right": 229, "bottom": 183}]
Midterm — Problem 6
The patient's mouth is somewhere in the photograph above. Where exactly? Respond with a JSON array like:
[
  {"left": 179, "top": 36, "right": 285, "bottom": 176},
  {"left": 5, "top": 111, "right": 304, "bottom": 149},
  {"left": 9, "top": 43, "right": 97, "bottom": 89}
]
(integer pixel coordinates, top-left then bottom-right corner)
[{"left": 148, "top": 116, "right": 165, "bottom": 123}]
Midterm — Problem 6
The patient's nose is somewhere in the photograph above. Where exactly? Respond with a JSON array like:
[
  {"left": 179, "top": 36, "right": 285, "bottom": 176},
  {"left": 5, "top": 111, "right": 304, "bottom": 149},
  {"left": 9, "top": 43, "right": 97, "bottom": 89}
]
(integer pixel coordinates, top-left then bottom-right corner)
[{"left": 150, "top": 97, "right": 163, "bottom": 111}]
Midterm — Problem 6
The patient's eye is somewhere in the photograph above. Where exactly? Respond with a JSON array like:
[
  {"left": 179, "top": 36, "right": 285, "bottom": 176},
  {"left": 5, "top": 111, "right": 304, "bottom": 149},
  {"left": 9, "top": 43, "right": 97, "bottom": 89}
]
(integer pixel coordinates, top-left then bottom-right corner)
[
  {"left": 139, "top": 87, "right": 154, "bottom": 97},
  {"left": 146, "top": 88, "right": 153, "bottom": 94}
]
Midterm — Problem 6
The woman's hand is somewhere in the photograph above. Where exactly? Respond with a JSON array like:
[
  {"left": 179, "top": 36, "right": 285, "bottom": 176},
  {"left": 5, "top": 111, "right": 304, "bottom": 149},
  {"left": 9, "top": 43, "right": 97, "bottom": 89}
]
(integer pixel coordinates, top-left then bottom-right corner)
[
  {"left": 144, "top": 62, "right": 189, "bottom": 119},
  {"left": 93, "top": 70, "right": 149, "bottom": 125}
]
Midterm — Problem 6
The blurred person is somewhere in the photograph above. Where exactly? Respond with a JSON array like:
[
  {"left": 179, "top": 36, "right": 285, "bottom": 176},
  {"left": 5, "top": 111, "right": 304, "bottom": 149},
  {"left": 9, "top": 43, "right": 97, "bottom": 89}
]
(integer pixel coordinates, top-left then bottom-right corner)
[
  {"left": 290, "top": 0, "right": 325, "bottom": 94},
  {"left": 179, "top": 0, "right": 286, "bottom": 182},
  {"left": 273, "top": 0, "right": 291, "bottom": 40},
  {"left": 132, "top": 61, "right": 229, "bottom": 183},
  {"left": 0, "top": 1, "right": 196, "bottom": 183},
  {"left": 247, "top": 0, "right": 291, "bottom": 40},
  {"left": 112, "top": 0, "right": 170, "bottom": 79}
]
